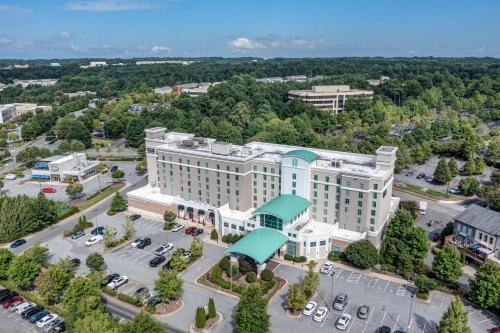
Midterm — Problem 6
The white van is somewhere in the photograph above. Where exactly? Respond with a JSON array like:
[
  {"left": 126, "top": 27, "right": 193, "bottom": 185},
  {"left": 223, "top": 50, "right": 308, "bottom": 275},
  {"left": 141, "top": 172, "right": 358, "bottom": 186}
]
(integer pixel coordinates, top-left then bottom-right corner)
[
  {"left": 419, "top": 201, "right": 428, "bottom": 215},
  {"left": 4, "top": 174, "right": 16, "bottom": 180}
]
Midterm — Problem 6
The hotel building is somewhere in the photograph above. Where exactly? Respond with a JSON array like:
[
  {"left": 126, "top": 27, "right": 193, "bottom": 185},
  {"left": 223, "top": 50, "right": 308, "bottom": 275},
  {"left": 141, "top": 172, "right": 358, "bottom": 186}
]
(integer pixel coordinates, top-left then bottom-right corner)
[
  {"left": 128, "top": 128, "right": 399, "bottom": 260},
  {"left": 288, "top": 85, "right": 373, "bottom": 114}
]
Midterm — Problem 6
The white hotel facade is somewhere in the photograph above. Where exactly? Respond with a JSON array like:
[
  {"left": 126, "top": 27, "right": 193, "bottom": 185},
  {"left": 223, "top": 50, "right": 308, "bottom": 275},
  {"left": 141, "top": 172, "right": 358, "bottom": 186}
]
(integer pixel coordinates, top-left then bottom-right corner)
[{"left": 128, "top": 128, "right": 399, "bottom": 260}]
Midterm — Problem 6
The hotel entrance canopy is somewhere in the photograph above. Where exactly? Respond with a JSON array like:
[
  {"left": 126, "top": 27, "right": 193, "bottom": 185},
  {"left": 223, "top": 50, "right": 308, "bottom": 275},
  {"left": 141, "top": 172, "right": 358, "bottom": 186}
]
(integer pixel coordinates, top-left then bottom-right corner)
[{"left": 224, "top": 228, "right": 288, "bottom": 264}]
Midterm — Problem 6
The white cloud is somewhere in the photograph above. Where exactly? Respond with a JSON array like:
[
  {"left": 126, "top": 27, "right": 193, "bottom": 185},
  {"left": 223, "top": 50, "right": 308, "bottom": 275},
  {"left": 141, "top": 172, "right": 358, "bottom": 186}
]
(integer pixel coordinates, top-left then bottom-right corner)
[
  {"left": 0, "top": 37, "right": 13, "bottom": 45},
  {"left": 64, "top": 0, "right": 162, "bottom": 12},
  {"left": 0, "top": 5, "right": 32, "bottom": 13},
  {"left": 228, "top": 37, "right": 265, "bottom": 50},
  {"left": 151, "top": 45, "right": 171, "bottom": 53},
  {"left": 58, "top": 32, "right": 73, "bottom": 39}
]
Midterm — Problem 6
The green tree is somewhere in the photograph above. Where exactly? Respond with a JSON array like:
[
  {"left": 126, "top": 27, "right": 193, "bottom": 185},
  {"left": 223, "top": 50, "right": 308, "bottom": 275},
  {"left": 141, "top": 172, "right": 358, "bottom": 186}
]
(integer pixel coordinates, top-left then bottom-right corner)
[
  {"left": 286, "top": 283, "right": 307, "bottom": 312},
  {"left": 155, "top": 269, "right": 183, "bottom": 303},
  {"left": 434, "top": 159, "right": 452, "bottom": 184},
  {"left": 437, "top": 297, "right": 471, "bottom": 333},
  {"left": 210, "top": 229, "right": 218, "bottom": 241},
  {"left": 70, "top": 140, "right": 86, "bottom": 152},
  {"left": 0, "top": 248, "right": 14, "bottom": 273},
  {"left": 119, "top": 311, "right": 165, "bottom": 333},
  {"left": 111, "top": 169, "right": 125, "bottom": 182},
  {"left": 73, "top": 311, "right": 119, "bottom": 333},
  {"left": 163, "top": 211, "right": 176, "bottom": 223},
  {"left": 122, "top": 216, "right": 135, "bottom": 239},
  {"left": 21, "top": 120, "right": 40, "bottom": 141},
  {"left": 235, "top": 285, "right": 270, "bottom": 333},
  {"left": 62, "top": 276, "right": 104, "bottom": 330},
  {"left": 104, "top": 118, "right": 125, "bottom": 139},
  {"left": 169, "top": 248, "right": 188, "bottom": 272},
  {"left": 468, "top": 260, "right": 500, "bottom": 308},
  {"left": 448, "top": 159, "right": 459, "bottom": 178},
  {"left": 195, "top": 306, "right": 206, "bottom": 329},
  {"left": 343, "top": 240, "right": 379, "bottom": 269},
  {"left": 102, "top": 225, "right": 117, "bottom": 248},
  {"left": 7, "top": 255, "right": 41, "bottom": 289},
  {"left": 15, "top": 146, "right": 51, "bottom": 166},
  {"left": 432, "top": 245, "right": 462, "bottom": 282},
  {"left": 415, "top": 274, "right": 437, "bottom": 295},
  {"left": 458, "top": 177, "right": 480, "bottom": 196},
  {"left": 189, "top": 236, "right": 203, "bottom": 259},
  {"left": 86, "top": 252, "right": 105, "bottom": 271},
  {"left": 125, "top": 118, "right": 146, "bottom": 147},
  {"left": 66, "top": 182, "right": 84, "bottom": 199},
  {"left": 303, "top": 261, "right": 320, "bottom": 299},
  {"left": 35, "top": 258, "right": 73, "bottom": 304},
  {"left": 55, "top": 116, "right": 92, "bottom": 148},
  {"left": 208, "top": 298, "right": 216, "bottom": 319},
  {"left": 477, "top": 185, "right": 500, "bottom": 211},
  {"left": 108, "top": 192, "right": 127, "bottom": 214},
  {"left": 23, "top": 244, "right": 49, "bottom": 266}
]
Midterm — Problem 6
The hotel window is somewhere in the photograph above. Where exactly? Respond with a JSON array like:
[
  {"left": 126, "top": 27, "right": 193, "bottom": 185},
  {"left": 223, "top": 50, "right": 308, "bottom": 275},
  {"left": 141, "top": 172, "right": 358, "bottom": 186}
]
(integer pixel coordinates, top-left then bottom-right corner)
[
  {"left": 313, "top": 207, "right": 317, "bottom": 213},
  {"left": 253, "top": 188, "right": 257, "bottom": 194},
  {"left": 370, "top": 218, "right": 375, "bottom": 225},
  {"left": 371, "top": 210, "right": 376, "bottom": 216},
  {"left": 223, "top": 222, "right": 229, "bottom": 227},
  {"left": 271, "top": 168, "right": 274, "bottom": 174},
  {"left": 226, "top": 181, "right": 230, "bottom": 187},
  {"left": 344, "top": 207, "right": 348, "bottom": 213},
  {"left": 336, "top": 177, "right": 341, "bottom": 184},
  {"left": 357, "top": 209, "right": 362, "bottom": 216},
  {"left": 346, "top": 181, "right": 351, "bottom": 187},
  {"left": 335, "top": 203, "right": 339, "bottom": 209},
  {"left": 372, "top": 201, "right": 377, "bottom": 208},
  {"left": 372, "top": 193, "right": 377, "bottom": 199},
  {"left": 292, "top": 173, "right": 297, "bottom": 180},
  {"left": 358, "top": 192, "right": 364, "bottom": 199},
  {"left": 374, "top": 184, "right": 378, "bottom": 190},
  {"left": 235, "top": 175, "right": 239, "bottom": 181},
  {"left": 356, "top": 226, "right": 361, "bottom": 232},
  {"left": 239, "top": 226, "right": 244, "bottom": 231},
  {"left": 263, "top": 182, "right": 267, "bottom": 188},
  {"left": 314, "top": 175, "right": 318, "bottom": 181},
  {"left": 263, "top": 175, "right": 267, "bottom": 181},
  {"left": 271, "top": 183, "right": 275, "bottom": 189},
  {"left": 358, "top": 201, "right": 363, "bottom": 207},
  {"left": 313, "top": 183, "right": 317, "bottom": 189},
  {"left": 313, "top": 199, "right": 317, "bottom": 205},
  {"left": 216, "top": 164, "right": 220, "bottom": 170},
  {"left": 323, "top": 201, "right": 328, "bottom": 207},
  {"left": 323, "top": 209, "right": 327, "bottom": 215},
  {"left": 271, "top": 191, "right": 275, "bottom": 197},
  {"left": 310, "top": 241, "right": 316, "bottom": 247},
  {"left": 369, "top": 226, "right": 374, "bottom": 232},
  {"left": 313, "top": 191, "right": 317, "bottom": 197},
  {"left": 345, "top": 198, "right": 350, "bottom": 205},
  {"left": 253, "top": 180, "right": 257, "bottom": 187},
  {"left": 231, "top": 224, "right": 236, "bottom": 229},
  {"left": 323, "top": 217, "right": 327, "bottom": 223},
  {"left": 357, "top": 218, "right": 361, "bottom": 224},
  {"left": 263, "top": 167, "right": 267, "bottom": 173},
  {"left": 292, "top": 182, "right": 296, "bottom": 188},
  {"left": 324, "top": 193, "right": 329, "bottom": 199},
  {"left": 226, "top": 188, "right": 230, "bottom": 194},
  {"left": 324, "top": 185, "right": 329, "bottom": 191},
  {"left": 320, "top": 240, "right": 326, "bottom": 246},
  {"left": 292, "top": 189, "right": 296, "bottom": 195},
  {"left": 336, "top": 187, "right": 340, "bottom": 193},
  {"left": 292, "top": 159, "right": 298, "bottom": 167},
  {"left": 359, "top": 183, "right": 364, "bottom": 190}
]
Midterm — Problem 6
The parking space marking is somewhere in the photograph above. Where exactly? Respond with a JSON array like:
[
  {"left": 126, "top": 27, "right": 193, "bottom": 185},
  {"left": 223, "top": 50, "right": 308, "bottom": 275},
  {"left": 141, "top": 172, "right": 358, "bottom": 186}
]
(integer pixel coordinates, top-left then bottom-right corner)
[
  {"left": 367, "top": 276, "right": 378, "bottom": 288},
  {"left": 422, "top": 321, "right": 427, "bottom": 332},
  {"left": 475, "top": 316, "right": 495, "bottom": 325},
  {"left": 331, "top": 268, "right": 343, "bottom": 279},
  {"left": 383, "top": 280, "right": 390, "bottom": 292},
  {"left": 440, "top": 293, "right": 446, "bottom": 307},
  {"left": 396, "top": 284, "right": 407, "bottom": 296},
  {"left": 346, "top": 316, "right": 356, "bottom": 333},
  {"left": 379, "top": 311, "right": 387, "bottom": 327},
  {"left": 347, "top": 271, "right": 362, "bottom": 284},
  {"left": 392, "top": 314, "right": 400, "bottom": 332},
  {"left": 361, "top": 306, "right": 375, "bottom": 333},
  {"left": 320, "top": 310, "right": 330, "bottom": 327}
]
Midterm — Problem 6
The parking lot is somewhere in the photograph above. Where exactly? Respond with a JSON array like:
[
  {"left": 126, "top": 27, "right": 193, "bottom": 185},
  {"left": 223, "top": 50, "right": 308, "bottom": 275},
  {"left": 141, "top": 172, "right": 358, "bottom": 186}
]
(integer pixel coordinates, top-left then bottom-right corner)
[
  {"left": 0, "top": 305, "right": 41, "bottom": 333},
  {"left": 2, "top": 161, "right": 140, "bottom": 202}
]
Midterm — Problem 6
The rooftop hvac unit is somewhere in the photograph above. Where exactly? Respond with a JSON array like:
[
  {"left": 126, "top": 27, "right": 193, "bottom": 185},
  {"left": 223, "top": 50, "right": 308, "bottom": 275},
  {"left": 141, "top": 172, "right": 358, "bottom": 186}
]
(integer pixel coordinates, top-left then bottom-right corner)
[
  {"left": 331, "top": 159, "right": 344, "bottom": 168},
  {"left": 180, "top": 140, "right": 198, "bottom": 148}
]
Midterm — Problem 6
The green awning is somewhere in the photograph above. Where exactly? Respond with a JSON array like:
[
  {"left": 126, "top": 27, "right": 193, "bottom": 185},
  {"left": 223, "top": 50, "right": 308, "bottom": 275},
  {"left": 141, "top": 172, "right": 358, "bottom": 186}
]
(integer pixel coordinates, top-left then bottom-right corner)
[
  {"left": 251, "top": 194, "right": 310, "bottom": 223},
  {"left": 284, "top": 149, "right": 319, "bottom": 162},
  {"left": 225, "top": 228, "right": 288, "bottom": 264}
]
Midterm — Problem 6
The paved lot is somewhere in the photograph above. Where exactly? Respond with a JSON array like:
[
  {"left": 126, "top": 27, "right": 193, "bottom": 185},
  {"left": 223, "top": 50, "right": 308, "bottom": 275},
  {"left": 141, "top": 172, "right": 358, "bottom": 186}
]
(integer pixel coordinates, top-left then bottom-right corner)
[
  {"left": 0, "top": 302, "right": 47, "bottom": 333},
  {"left": 2, "top": 161, "right": 139, "bottom": 202}
]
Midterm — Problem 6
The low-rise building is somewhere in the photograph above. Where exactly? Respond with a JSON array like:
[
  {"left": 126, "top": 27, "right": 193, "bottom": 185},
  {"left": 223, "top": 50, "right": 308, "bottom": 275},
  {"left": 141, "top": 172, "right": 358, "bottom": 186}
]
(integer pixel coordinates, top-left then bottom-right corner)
[
  {"left": 80, "top": 61, "right": 107, "bottom": 69},
  {"left": 63, "top": 91, "right": 96, "bottom": 98},
  {"left": 0, "top": 103, "right": 52, "bottom": 123},
  {"left": 49, "top": 62, "right": 61, "bottom": 67},
  {"left": 154, "top": 86, "right": 172, "bottom": 95},
  {"left": 127, "top": 128, "right": 399, "bottom": 260},
  {"left": 367, "top": 76, "right": 390, "bottom": 86},
  {"left": 451, "top": 204, "right": 500, "bottom": 265},
  {"left": 31, "top": 153, "right": 99, "bottom": 182},
  {"left": 13, "top": 79, "right": 58, "bottom": 88},
  {"left": 288, "top": 85, "right": 373, "bottom": 114}
]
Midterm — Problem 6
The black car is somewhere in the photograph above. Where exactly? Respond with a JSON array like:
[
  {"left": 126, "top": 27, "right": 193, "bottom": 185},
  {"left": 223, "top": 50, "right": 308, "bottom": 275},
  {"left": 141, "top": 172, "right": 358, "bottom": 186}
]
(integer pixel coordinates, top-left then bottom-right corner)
[
  {"left": 70, "top": 258, "right": 81, "bottom": 267},
  {"left": 0, "top": 289, "right": 11, "bottom": 297},
  {"left": 129, "top": 214, "right": 141, "bottom": 221},
  {"left": 136, "top": 237, "right": 152, "bottom": 249},
  {"left": 416, "top": 173, "right": 426, "bottom": 179},
  {"left": 376, "top": 326, "right": 392, "bottom": 333},
  {"left": 162, "top": 260, "right": 172, "bottom": 270},
  {"left": 22, "top": 305, "right": 43, "bottom": 319},
  {"left": 50, "top": 322, "right": 66, "bottom": 333},
  {"left": 91, "top": 226, "right": 105, "bottom": 235},
  {"left": 149, "top": 256, "right": 166, "bottom": 267},
  {"left": 110, "top": 166, "right": 118, "bottom": 172},
  {"left": 104, "top": 273, "right": 120, "bottom": 286},
  {"left": 0, "top": 292, "right": 17, "bottom": 304},
  {"left": 192, "top": 228, "right": 204, "bottom": 236}
]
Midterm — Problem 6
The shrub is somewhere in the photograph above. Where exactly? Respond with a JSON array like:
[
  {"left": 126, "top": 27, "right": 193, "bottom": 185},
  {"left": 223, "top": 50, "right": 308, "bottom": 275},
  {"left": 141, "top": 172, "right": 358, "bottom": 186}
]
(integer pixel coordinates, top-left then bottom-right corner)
[
  {"left": 231, "top": 284, "right": 245, "bottom": 294},
  {"left": 208, "top": 298, "right": 216, "bottom": 319},
  {"left": 195, "top": 307, "right": 206, "bottom": 328},
  {"left": 239, "top": 259, "right": 253, "bottom": 274},
  {"left": 219, "top": 256, "right": 230, "bottom": 272},
  {"left": 344, "top": 240, "right": 379, "bottom": 269},
  {"left": 293, "top": 256, "right": 307, "bottom": 263},
  {"left": 415, "top": 274, "right": 437, "bottom": 295},
  {"left": 101, "top": 287, "right": 117, "bottom": 296},
  {"left": 328, "top": 251, "right": 341, "bottom": 261},
  {"left": 284, "top": 253, "right": 293, "bottom": 261},
  {"left": 117, "top": 292, "right": 142, "bottom": 306},
  {"left": 86, "top": 253, "right": 105, "bottom": 271},
  {"left": 246, "top": 272, "right": 257, "bottom": 283},
  {"left": 259, "top": 279, "right": 277, "bottom": 294},
  {"left": 260, "top": 268, "right": 274, "bottom": 282},
  {"left": 210, "top": 229, "right": 218, "bottom": 241}
]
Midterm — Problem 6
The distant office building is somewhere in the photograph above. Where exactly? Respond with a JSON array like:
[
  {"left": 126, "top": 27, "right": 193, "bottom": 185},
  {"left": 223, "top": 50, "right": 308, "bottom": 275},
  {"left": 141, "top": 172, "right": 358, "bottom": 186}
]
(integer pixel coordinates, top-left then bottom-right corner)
[
  {"left": 172, "top": 82, "right": 218, "bottom": 97},
  {"left": 49, "top": 63, "right": 61, "bottom": 67},
  {"left": 128, "top": 104, "right": 146, "bottom": 114},
  {"left": 284, "top": 75, "right": 308, "bottom": 82},
  {"left": 0, "top": 103, "right": 52, "bottom": 123},
  {"left": 256, "top": 77, "right": 284, "bottom": 84},
  {"left": 127, "top": 128, "right": 399, "bottom": 259},
  {"left": 288, "top": 85, "right": 373, "bottom": 114},
  {"left": 367, "top": 76, "right": 390, "bottom": 86},
  {"left": 154, "top": 86, "right": 173, "bottom": 95},
  {"left": 80, "top": 61, "right": 107, "bottom": 69},
  {"left": 63, "top": 91, "right": 97, "bottom": 98},
  {"left": 31, "top": 153, "right": 99, "bottom": 182},
  {"left": 13, "top": 79, "right": 58, "bottom": 88},
  {"left": 14, "top": 64, "right": 29, "bottom": 69},
  {"left": 136, "top": 60, "right": 195, "bottom": 65}
]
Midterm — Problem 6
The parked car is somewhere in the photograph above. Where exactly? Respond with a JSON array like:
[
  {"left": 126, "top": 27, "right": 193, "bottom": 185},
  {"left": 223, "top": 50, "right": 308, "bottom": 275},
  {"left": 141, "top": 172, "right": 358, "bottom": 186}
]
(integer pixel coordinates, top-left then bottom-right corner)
[
  {"left": 90, "top": 226, "right": 105, "bottom": 235},
  {"left": 302, "top": 301, "right": 317, "bottom": 316},
  {"left": 133, "top": 287, "right": 149, "bottom": 300},
  {"left": 192, "top": 228, "right": 203, "bottom": 236},
  {"left": 136, "top": 237, "right": 152, "bottom": 249},
  {"left": 333, "top": 293, "right": 349, "bottom": 311},
  {"left": 129, "top": 214, "right": 141, "bottom": 221},
  {"left": 8, "top": 300, "right": 25, "bottom": 311},
  {"left": 449, "top": 187, "right": 460, "bottom": 194},
  {"left": 4, "top": 174, "right": 16, "bottom": 180},
  {"left": 405, "top": 171, "right": 414, "bottom": 176},
  {"left": 336, "top": 314, "right": 352, "bottom": 330},
  {"left": 313, "top": 306, "right": 328, "bottom": 322},
  {"left": 319, "top": 261, "right": 334, "bottom": 274},
  {"left": 0, "top": 292, "right": 17, "bottom": 304},
  {"left": 42, "top": 187, "right": 57, "bottom": 193},
  {"left": 171, "top": 223, "right": 184, "bottom": 232},
  {"left": 185, "top": 226, "right": 197, "bottom": 235},
  {"left": 37, "top": 313, "right": 59, "bottom": 328},
  {"left": 110, "top": 166, "right": 118, "bottom": 172},
  {"left": 154, "top": 243, "right": 174, "bottom": 256},
  {"left": 30, "top": 310, "right": 49, "bottom": 323},
  {"left": 22, "top": 305, "right": 43, "bottom": 319},
  {"left": 70, "top": 258, "right": 81, "bottom": 267},
  {"left": 491, "top": 327, "right": 499, "bottom": 333},
  {"left": 130, "top": 238, "right": 143, "bottom": 248},
  {"left": 149, "top": 256, "right": 166, "bottom": 267},
  {"left": 107, "top": 276, "right": 128, "bottom": 290},
  {"left": 357, "top": 305, "right": 371, "bottom": 319},
  {"left": 376, "top": 326, "right": 392, "bottom": 333},
  {"left": 181, "top": 250, "right": 191, "bottom": 261},
  {"left": 44, "top": 319, "right": 64, "bottom": 332},
  {"left": 416, "top": 173, "right": 425, "bottom": 179},
  {"left": 10, "top": 239, "right": 26, "bottom": 248},
  {"left": 49, "top": 322, "right": 65, "bottom": 333},
  {"left": 84, "top": 235, "right": 103, "bottom": 247},
  {"left": 103, "top": 273, "right": 120, "bottom": 286},
  {"left": 426, "top": 177, "right": 434, "bottom": 183},
  {"left": 0, "top": 289, "right": 11, "bottom": 297},
  {"left": 2, "top": 296, "right": 23, "bottom": 309},
  {"left": 16, "top": 302, "right": 36, "bottom": 314},
  {"left": 71, "top": 230, "right": 85, "bottom": 239}
]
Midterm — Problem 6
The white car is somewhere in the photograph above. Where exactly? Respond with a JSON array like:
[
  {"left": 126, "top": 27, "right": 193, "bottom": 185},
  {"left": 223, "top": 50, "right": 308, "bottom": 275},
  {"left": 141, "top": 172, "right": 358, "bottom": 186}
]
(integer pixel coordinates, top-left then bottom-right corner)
[
  {"left": 107, "top": 275, "right": 128, "bottom": 290},
  {"left": 336, "top": 314, "right": 352, "bottom": 330},
  {"left": 130, "top": 238, "right": 143, "bottom": 248},
  {"left": 10, "top": 301, "right": 28, "bottom": 312},
  {"left": 302, "top": 301, "right": 317, "bottom": 316},
  {"left": 319, "top": 261, "right": 334, "bottom": 274},
  {"left": 449, "top": 187, "right": 460, "bottom": 194},
  {"left": 313, "top": 306, "right": 328, "bottom": 322},
  {"left": 4, "top": 174, "right": 16, "bottom": 180},
  {"left": 180, "top": 251, "right": 191, "bottom": 261},
  {"left": 171, "top": 223, "right": 184, "bottom": 232},
  {"left": 84, "top": 235, "right": 103, "bottom": 247},
  {"left": 36, "top": 313, "right": 59, "bottom": 328},
  {"left": 15, "top": 302, "right": 35, "bottom": 314},
  {"left": 154, "top": 243, "right": 174, "bottom": 256}
]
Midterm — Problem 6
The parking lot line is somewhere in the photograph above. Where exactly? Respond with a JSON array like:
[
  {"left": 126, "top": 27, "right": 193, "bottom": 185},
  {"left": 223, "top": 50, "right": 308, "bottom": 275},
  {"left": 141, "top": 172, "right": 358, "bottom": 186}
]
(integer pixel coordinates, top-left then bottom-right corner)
[
  {"left": 346, "top": 316, "right": 356, "bottom": 333},
  {"left": 396, "top": 284, "right": 406, "bottom": 296},
  {"left": 367, "top": 276, "right": 378, "bottom": 288},
  {"left": 475, "top": 316, "right": 495, "bottom": 325},
  {"left": 361, "top": 306, "right": 375, "bottom": 333},
  {"left": 320, "top": 310, "right": 330, "bottom": 327},
  {"left": 392, "top": 314, "right": 400, "bottom": 332},
  {"left": 422, "top": 321, "right": 427, "bottom": 332},
  {"left": 379, "top": 311, "right": 387, "bottom": 327},
  {"left": 383, "top": 280, "right": 390, "bottom": 292},
  {"left": 440, "top": 293, "right": 446, "bottom": 307}
]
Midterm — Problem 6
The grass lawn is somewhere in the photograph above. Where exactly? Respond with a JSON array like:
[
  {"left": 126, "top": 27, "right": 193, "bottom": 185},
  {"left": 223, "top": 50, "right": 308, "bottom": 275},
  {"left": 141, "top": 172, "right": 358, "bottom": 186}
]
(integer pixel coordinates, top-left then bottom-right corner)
[
  {"left": 92, "top": 137, "right": 118, "bottom": 146},
  {"left": 73, "top": 182, "right": 125, "bottom": 211},
  {"left": 396, "top": 183, "right": 463, "bottom": 200}
]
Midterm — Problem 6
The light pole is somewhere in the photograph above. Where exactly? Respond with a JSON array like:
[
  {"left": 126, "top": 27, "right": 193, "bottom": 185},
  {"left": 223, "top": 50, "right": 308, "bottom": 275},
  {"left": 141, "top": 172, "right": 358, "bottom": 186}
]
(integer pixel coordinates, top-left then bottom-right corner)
[
  {"left": 407, "top": 289, "right": 417, "bottom": 332},
  {"left": 330, "top": 272, "right": 334, "bottom": 310}
]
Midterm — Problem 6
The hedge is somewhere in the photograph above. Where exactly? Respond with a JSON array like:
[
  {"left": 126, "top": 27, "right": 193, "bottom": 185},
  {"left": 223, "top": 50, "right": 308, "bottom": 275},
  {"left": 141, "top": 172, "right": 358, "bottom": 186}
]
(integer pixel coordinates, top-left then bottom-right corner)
[
  {"left": 63, "top": 220, "right": 94, "bottom": 238},
  {"left": 56, "top": 205, "right": 80, "bottom": 221},
  {"left": 284, "top": 254, "right": 307, "bottom": 263},
  {"left": 260, "top": 269, "right": 274, "bottom": 282},
  {"left": 117, "top": 292, "right": 142, "bottom": 307},
  {"left": 102, "top": 287, "right": 117, "bottom": 296},
  {"left": 246, "top": 272, "right": 257, "bottom": 283}
]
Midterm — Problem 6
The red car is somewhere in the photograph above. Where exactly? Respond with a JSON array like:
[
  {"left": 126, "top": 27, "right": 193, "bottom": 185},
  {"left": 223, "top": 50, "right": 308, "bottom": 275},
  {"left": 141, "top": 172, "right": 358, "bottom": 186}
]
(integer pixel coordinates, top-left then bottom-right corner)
[
  {"left": 185, "top": 226, "right": 197, "bottom": 235},
  {"left": 2, "top": 296, "right": 23, "bottom": 309},
  {"left": 492, "top": 327, "right": 499, "bottom": 333},
  {"left": 41, "top": 187, "right": 57, "bottom": 193}
]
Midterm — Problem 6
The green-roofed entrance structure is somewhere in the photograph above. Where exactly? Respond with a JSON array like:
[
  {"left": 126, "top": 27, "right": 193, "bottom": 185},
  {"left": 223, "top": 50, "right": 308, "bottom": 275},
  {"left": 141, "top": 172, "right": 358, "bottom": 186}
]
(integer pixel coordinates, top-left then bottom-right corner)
[
  {"left": 283, "top": 149, "right": 320, "bottom": 162},
  {"left": 251, "top": 194, "right": 310, "bottom": 231},
  {"left": 224, "top": 228, "right": 289, "bottom": 264}
]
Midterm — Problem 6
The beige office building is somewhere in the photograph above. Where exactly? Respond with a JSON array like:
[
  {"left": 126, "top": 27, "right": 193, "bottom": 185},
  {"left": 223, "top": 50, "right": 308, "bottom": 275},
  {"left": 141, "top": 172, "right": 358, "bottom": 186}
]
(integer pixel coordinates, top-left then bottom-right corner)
[
  {"left": 128, "top": 128, "right": 399, "bottom": 259},
  {"left": 288, "top": 85, "right": 373, "bottom": 114}
]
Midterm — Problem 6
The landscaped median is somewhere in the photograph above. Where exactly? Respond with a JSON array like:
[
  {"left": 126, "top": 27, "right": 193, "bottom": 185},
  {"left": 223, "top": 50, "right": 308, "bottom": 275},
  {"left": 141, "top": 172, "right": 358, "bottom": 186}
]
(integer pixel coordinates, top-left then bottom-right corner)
[
  {"left": 395, "top": 182, "right": 463, "bottom": 201},
  {"left": 72, "top": 182, "right": 125, "bottom": 211}
]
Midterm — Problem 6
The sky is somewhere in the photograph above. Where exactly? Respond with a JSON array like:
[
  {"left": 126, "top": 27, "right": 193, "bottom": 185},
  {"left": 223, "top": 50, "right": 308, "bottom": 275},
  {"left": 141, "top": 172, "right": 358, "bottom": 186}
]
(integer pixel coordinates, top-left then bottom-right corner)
[{"left": 0, "top": 0, "right": 499, "bottom": 59}]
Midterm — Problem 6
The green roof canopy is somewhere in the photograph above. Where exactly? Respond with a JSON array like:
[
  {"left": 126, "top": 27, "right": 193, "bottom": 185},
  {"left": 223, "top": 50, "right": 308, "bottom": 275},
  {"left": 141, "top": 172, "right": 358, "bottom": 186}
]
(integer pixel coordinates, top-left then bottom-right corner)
[
  {"left": 284, "top": 149, "right": 319, "bottom": 162},
  {"left": 224, "top": 228, "right": 288, "bottom": 264},
  {"left": 251, "top": 194, "right": 310, "bottom": 223}
]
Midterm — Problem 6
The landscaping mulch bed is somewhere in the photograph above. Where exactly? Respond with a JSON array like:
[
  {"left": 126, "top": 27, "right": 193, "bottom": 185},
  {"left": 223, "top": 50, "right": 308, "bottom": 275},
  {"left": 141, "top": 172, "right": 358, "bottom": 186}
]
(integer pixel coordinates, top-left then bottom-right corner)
[
  {"left": 191, "top": 313, "right": 222, "bottom": 333},
  {"left": 155, "top": 299, "right": 183, "bottom": 315}
]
